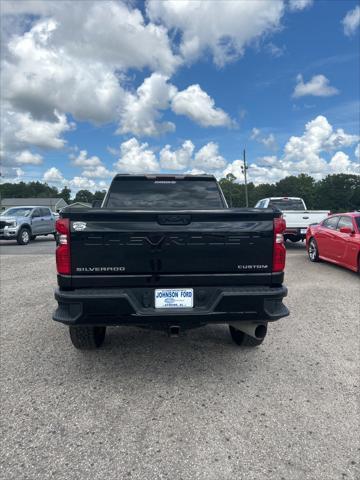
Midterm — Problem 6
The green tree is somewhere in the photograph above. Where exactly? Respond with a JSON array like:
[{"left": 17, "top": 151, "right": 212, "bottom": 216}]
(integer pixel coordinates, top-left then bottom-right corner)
[
  {"left": 60, "top": 186, "right": 71, "bottom": 203},
  {"left": 314, "top": 174, "right": 360, "bottom": 212},
  {"left": 74, "top": 190, "right": 94, "bottom": 203},
  {"left": 93, "top": 190, "right": 107, "bottom": 202},
  {"left": 0, "top": 181, "right": 58, "bottom": 198},
  {"left": 275, "top": 174, "right": 316, "bottom": 208}
]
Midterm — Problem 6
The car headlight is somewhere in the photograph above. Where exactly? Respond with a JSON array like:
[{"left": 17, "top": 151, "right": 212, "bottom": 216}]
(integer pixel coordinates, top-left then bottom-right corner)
[{"left": 8, "top": 220, "right": 17, "bottom": 227}]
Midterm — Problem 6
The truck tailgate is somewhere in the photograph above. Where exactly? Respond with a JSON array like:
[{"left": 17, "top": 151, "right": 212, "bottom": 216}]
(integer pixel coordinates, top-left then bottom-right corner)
[
  {"left": 63, "top": 209, "right": 277, "bottom": 283},
  {"left": 282, "top": 210, "right": 329, "bottom": 228}
]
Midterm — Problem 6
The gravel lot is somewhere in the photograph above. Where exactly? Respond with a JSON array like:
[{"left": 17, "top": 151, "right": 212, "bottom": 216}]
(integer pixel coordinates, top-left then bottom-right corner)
[
  {"left": 0, "top": 236, "right": 55, "bottom": 255},
  {"left": 1, "top": 244, "right": 359, "bottom": 480}
]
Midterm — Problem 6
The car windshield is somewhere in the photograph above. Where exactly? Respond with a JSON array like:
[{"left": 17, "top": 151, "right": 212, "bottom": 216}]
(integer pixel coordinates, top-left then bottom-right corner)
[
  {"left": 1, "top": 207, "right": 32, "bottom": 217},
  {"left": 268, "top": 199, "right": 305, "bottom": 211},
  {"left": 105, "top": 179, "right": 224, "bottom": 209},
  {"left": 355, "top": 217, "right": 360, "bottom": 229}
]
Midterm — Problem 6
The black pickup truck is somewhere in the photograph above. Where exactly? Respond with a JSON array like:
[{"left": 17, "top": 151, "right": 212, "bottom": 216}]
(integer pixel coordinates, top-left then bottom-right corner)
[{"left": 53, "top": 174, "right": 289, "bottom": 349}]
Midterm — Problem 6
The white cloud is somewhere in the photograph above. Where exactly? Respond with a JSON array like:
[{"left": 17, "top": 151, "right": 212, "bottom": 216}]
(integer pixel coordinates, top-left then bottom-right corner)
[
  {"left": 328, "top": 151, "right": 352, "bottom": 173},
  {"left": 118, "top": 76, "right": 231, "bottom": 136},
  {"left": 355, "top": 144, "right": 360, "bottom": 159},
  {"left": 223, "top": 115, "right": 359, "bottom": 184},
  {"left": 261, "top": 134, "right": 277, "bottom": 150},
  {"left": 42, "top": 166, "right": 106, "bottom": 191},
  {"left": 171, "top": 84, "right": 231, "bottom": 127},
  {"left": 160, "top": 140, "right": 194, "bottom": 170},
  {"left": 288, "top": 0, "right": 313, "bottom": 11},
  {"left": 265, "top": 42, "right": 285, "bottom": 57},
  {"left": 118, "top": 73, "right": 176, "bottom": 137},
  {"left": 114, "top": 138, "right": 160, "bottom": 174},
  {"left": 69, "top": 176, "right": 97, "bottom": 190},
  {"left": 82, "top": 165, "right": 113, "bottom": 179},
  {"left": 293, "top": 74, "right": 339, "bottom": 98},
  {"left": 185, "top": 168, "right": 206, "bottom": 175},
  {"left": 251, "top": 128, "right": 277, "bottom": 150},
  {"left": 43, "top": 167, "right": 65, "bottom": 184},
  {"left": 222, "top": 160, "right": 245, "bottom": 181},
  {"left": 2, "top": 1, "right": 180, "bottom": 133},
  {"left": 193, "top": 142, "right": 226, "bottom": 170},
  {"left": 71, "top": 150, "right": 102, "bottom": 168},
  {"left": 14, "top": 110, "right": 73, "bottom": 149},
  {"left": 342, "top": 5, "right": 360, "bottom": 36},
  {"left": 147, "top": 0, "right": 285, "bottom": 66},
  {"left": 4, "top": 19, "right": 125, "bottom": 124},
  {"left": 251, "top": 128, "right": 261, "bottom": 140},
  {"left": 70, "top": 149, "right": 113, "bottom": 179},
  {"left": 15, "top": 149, "right": 43, "bottom": 165},
  {"left": 284, "top": 115, "right": 358, "bottom": 162}
]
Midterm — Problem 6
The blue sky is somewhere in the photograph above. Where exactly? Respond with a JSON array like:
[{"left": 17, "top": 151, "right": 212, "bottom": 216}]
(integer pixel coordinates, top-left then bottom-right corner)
[{"left": 1, "top": 0, "right": 359, "bottom": 191}]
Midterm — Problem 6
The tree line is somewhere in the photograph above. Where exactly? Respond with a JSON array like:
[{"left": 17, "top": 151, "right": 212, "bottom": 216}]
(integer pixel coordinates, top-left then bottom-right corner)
[
  {"left": 219, "top": 173, "right": 360, "bottom": 212},
  {"left": 0, "top": 173, "right": 359, "bottom": 212},
  {"left": 0, "top": 182, "right": 107, "bottom": 205}
]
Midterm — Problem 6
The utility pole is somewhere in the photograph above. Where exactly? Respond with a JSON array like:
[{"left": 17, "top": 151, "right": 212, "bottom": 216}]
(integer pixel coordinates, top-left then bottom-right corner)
[{"left": 241, "top": 148, "right": 249, "bottom": 207}]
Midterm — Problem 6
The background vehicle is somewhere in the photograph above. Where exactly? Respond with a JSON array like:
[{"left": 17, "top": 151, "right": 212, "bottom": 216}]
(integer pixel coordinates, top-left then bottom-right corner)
[
  {"left": 0, "top": 206, "right": 56, "bottom": 245},
  {"left": 53, "top": 174, "right": 289, "bottom": 350},
  {"left": 255, "top": 197, "right": 330, "bottom": 242},
  {"left": 306, "top": 212, "right": 360, "bottom": 273}
]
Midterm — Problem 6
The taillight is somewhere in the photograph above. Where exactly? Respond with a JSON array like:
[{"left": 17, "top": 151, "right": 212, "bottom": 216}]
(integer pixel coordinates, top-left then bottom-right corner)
[
  {"left": 273, "top": 217, "right": 286, "bottom": 272},
  {"left": 56, "top": 218, "right": 70, "bottom": 275}
]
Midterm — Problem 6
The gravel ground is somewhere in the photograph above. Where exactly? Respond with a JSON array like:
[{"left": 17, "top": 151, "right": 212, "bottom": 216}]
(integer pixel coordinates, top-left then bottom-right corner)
[
  {"left": 0, "top": 236, "right": 55, "bottom": 255},
  {"left": 0, "top": 246, "right": 359, "bottom": 480}
]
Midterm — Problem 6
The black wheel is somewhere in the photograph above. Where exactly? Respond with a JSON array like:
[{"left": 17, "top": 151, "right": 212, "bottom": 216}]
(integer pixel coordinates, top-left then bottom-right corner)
[
  {"left": 17, "top": 227, "right": 31, "bottom": 245},
  {"left": 30, "top": 235, "right": 36, "bottom": 241},
  {"left": 69, "top": 326, "right": 106, "bottom": 350},
  {"left": 229, "top": 325, "right": 267, "bottom": 347},
  {"left": 308, "top": 237, "right": 320, "bottom": 262},
  {"left": 289, "top": 236, "right": 301, "bottom": 243}
]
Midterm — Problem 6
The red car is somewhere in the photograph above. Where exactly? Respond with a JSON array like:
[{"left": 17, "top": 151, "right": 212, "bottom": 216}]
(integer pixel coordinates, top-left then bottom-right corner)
[{"left": 306, "top": 212, "right": 360, "bottom": 273}]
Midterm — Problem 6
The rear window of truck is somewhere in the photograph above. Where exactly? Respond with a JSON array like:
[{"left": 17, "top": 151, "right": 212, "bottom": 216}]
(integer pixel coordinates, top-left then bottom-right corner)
[
  {"left": 268, "top": 199, "right": 305, "bottom": 210},
  {"left": 105, "top": 179, "right": 224, "bottom": 209}
]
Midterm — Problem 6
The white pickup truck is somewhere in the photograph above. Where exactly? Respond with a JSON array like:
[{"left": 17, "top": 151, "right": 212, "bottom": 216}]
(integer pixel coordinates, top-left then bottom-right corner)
[{"left": 254, "top": 197, "right": 330, "bottom": 242}]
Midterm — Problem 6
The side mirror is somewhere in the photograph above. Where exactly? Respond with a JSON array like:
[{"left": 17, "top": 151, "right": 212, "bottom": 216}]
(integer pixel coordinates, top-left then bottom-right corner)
[
  {"left": 339, "top": 226, "right": 353, "bottom": 234},
  {"left": 92, "top": 200, "right": 102, "bottom": 208}
]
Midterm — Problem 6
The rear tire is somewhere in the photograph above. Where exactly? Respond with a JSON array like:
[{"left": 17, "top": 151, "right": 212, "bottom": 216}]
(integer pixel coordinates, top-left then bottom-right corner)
[
  {"left": 69, "top": 326, "right": 106, "bottom": 350},
  {"left": 17, "top": 228, "right": 30, "bottom": 245},
  {"left": 289, "top": 236, "right": 301, "bottom": 243},
  {"left": 229, "top": 325, "right": 266, "bottom": 347},
  {"left": 308, "top": 238, "right": 320, "bottom": 262}
]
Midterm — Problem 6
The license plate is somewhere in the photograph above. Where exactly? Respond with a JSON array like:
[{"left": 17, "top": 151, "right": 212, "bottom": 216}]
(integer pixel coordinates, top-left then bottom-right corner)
[
  {"left": 300, "top": 228, "right": 307, "bottom": 234},
  {"left": 155, "top": 288, "right": 194, "bottom": 309}
]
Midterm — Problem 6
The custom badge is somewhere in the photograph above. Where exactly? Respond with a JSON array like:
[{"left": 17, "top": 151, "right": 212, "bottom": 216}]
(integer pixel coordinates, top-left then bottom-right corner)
[{"left": 72, "top": 221, "right": 87, "bottom": 231}]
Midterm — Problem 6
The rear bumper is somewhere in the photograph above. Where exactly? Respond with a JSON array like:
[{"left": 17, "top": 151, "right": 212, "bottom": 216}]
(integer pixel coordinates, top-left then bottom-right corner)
[
  {"left": 284, "top": 227, "right": 307, "bottom": 239},
  {"left": 53, "top": 285, "right": 289, "bottom": 328}
]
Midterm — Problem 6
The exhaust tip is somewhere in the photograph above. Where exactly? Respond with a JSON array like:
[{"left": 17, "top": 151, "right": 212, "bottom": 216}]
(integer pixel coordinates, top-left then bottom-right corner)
[
  {"left": 255, "top": 324, "right": 267, "bottom": 339},
  {"left": 169, "top": 325, "right": 180, "bottom": 337}
]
